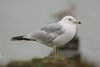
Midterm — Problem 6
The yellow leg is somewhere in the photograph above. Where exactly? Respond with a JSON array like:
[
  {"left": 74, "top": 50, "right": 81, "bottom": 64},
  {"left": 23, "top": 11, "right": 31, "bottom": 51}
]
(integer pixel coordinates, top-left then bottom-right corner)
[
  {"left": 53, "top": 46, "right": 65, "bottom": 60},
  {"left": 53, "top": 45, "right": 57, "bottom": 59},
  {"left": 56, "top": 47, "right": 59, "bottom": 57},
  {"left": 53, "top": 45, "right": 60, "bottom": 59}
]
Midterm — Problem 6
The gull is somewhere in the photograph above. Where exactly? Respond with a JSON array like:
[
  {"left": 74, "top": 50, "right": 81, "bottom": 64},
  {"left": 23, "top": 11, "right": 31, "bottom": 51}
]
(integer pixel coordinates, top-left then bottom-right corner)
[{"left": 11, "top": 16, "right": 81, "bottom": 59}]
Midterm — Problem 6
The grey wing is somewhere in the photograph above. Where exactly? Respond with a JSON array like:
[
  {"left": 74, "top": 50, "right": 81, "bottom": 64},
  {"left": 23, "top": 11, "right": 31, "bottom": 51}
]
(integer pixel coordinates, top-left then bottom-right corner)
[
  {"left": 31, "top": 30, "right": 57, "bottom": 44},
  {"left": 41, "top": 22, "right": 63, "bottom": 33},
  {"left": 31, "top": 22, "right": 64, "bottom": 44}
]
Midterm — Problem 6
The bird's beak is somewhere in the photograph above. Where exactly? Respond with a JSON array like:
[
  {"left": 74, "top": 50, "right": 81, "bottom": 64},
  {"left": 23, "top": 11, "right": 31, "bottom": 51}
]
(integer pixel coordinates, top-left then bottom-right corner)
[{"left": 76, "top": 20, "right": 81, "bottom": 24}]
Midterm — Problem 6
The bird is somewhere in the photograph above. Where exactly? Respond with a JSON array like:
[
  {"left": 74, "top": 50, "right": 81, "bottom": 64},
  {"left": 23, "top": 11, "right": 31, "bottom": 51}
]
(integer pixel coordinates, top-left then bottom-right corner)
[{"left": 11, "top": 16, "right": 81, "bottom": 59}]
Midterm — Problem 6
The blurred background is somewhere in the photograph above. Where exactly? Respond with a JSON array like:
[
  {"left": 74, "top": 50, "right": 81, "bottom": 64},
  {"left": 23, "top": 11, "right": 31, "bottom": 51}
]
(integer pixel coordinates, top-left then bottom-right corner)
[{"left": 0, "top": 0, "right": 100, "bottom": 67}]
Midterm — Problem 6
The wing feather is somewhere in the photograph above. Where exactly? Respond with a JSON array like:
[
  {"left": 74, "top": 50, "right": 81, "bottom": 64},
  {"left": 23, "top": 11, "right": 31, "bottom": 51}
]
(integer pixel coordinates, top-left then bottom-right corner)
[
  {"left": 41, "top": 22, "right": 62, "bottom": 33},
  {"left": 30, "top": 22, "right": 64, "bottom": 44}
]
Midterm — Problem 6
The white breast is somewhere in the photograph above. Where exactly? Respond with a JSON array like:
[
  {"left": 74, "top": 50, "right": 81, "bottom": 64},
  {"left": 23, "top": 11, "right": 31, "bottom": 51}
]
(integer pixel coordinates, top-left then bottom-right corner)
[{"left": 52, "top": 22, "right": 76, "bottom": 47}]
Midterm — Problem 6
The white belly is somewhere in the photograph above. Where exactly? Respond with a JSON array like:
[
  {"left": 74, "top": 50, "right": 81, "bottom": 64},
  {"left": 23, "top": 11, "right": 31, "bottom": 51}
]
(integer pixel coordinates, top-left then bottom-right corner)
[{"left": 51, "top": 24, "right": 76, "bottom": 47}]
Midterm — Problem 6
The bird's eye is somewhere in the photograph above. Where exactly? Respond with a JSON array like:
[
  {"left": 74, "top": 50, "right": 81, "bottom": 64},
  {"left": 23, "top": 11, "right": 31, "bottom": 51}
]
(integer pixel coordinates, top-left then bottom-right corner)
[{"left": 68, "top": 18, "right": 72, "bottom": 21}]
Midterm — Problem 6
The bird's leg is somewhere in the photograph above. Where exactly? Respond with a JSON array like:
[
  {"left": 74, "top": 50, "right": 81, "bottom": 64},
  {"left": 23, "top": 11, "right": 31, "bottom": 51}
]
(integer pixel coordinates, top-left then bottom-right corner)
[
  {"left": 56, "top": 46, "right": 59, "bottom": 57},
  {"left": 53, "top": 45, "right": 61, "bottom": 59},
  {"left": 53, "top": 45, "right": 57, "bottom": 60},
  {"left": 53, "top": 46, "right": 65, "bottom": 59},
  {"left": 56, "top": 47, "right": 61, "bottom": 58}
]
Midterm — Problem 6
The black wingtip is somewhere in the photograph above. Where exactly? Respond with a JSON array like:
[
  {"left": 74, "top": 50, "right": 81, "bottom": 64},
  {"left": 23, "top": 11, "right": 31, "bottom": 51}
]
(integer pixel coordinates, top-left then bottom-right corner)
[
  {"left": 11, "top": 36, "right": 36, "bottom": 41},
  {"left": 11, "top": 36, "right": 24, "bottom": 41}
]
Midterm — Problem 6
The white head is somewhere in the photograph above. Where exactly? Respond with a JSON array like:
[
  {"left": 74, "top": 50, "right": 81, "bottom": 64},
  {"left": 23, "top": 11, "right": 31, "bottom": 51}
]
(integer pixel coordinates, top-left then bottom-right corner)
[{"left": 61, "top": 16, "right": 81, "bottom": 25}]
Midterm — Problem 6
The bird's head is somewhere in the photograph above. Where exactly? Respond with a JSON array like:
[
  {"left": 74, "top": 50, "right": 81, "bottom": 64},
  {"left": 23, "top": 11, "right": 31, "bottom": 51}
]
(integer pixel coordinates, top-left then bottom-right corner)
[{"left": 61, "top": 16, "right": 81, "bottom": 25}]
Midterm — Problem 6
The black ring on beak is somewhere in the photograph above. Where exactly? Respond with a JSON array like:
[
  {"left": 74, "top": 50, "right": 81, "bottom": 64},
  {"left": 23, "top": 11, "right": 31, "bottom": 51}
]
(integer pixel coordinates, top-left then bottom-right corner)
[{"left": 79, "top": 21, "right": 81, "bottom": 24}]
